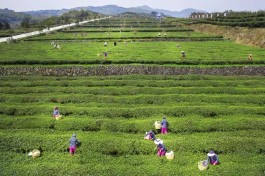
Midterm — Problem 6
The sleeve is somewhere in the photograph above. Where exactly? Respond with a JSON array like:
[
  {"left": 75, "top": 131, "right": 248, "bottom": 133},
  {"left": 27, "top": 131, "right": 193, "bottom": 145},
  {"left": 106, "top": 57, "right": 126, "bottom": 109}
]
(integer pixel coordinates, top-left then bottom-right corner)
[
  {"left": 215, "top": 155, "right": 219, "bottom": 162},
  {"left": 161, "top": 120, "right": 165, "bottom": 126}
]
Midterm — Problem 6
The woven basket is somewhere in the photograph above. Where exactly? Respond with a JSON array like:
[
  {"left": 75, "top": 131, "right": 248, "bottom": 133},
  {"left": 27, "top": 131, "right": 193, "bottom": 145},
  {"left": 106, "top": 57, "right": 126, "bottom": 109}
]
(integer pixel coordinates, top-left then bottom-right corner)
[
  {"left": 31, "top": 149, "right": 41, "bottom": 159},
  {"left": 154, "top": 121, "right": 161, "bottom": 129},
  {"left": 55, "top": 115, "right": 62, "bottom": 120},
  {"left": 165, "top": 151, "right": 174, "bottom": 160},
  {"left": 198, "top": 160, "right": 208, "bottom": 171}
]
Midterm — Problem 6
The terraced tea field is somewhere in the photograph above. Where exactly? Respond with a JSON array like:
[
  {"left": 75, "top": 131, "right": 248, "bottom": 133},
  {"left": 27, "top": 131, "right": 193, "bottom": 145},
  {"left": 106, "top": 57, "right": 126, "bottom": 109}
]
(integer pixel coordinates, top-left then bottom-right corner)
[
  {"left": 0, "top": 75, "right": 264, "bottom": 175},
  {"left": 0, "top": 16, "right": 264, "bottom": 176},
  {"left": 1, "top": 41, "right": 265, "bottom": 65}
]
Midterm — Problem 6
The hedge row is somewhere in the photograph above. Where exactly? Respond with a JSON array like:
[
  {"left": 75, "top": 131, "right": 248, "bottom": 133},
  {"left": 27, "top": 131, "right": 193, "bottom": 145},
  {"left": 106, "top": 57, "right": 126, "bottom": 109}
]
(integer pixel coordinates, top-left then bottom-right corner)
[
  {"left": 2, "top": 86, "right": 265, "bottom": 95},
  {"left": 1, "top": 94, "right": 264, "bottom": 105},
  {"left": 63, "top": 29, "right": 193, "bottom": 33},
  {"left": 1, "top": 76, "right": 265, "bottom": 87},
  {"left": 0, "top": 104, "right": 264, "bottom": 117},
  {"left": 0, "top": 129, "right": 264, "bottom": 155},
  {"left": 1, "top": 115, "right": 264, "bottom": 133},
  {"left": 1, "top": 59, "right": 263, "bottom": 66}
]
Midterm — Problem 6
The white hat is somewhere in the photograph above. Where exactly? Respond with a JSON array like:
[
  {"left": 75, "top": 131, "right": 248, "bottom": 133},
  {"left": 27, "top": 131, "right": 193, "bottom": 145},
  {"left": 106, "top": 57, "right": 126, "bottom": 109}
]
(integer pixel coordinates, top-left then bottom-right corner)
[
  {"left": 154, "top": 138, "right": 163, "bottom": 145},
  {"left": 207, "top": 150, "right": 216, "bottom": 157}
]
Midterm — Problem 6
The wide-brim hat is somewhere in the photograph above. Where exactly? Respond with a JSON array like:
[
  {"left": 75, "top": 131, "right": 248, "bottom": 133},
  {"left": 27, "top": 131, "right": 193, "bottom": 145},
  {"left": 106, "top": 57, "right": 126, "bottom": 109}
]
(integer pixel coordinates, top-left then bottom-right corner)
[
  {"left": 207, "top": 150, "right": 215, "bottom": 157},
  {"left": 154, "top": 138, "right": 163, "bottom": 145}
]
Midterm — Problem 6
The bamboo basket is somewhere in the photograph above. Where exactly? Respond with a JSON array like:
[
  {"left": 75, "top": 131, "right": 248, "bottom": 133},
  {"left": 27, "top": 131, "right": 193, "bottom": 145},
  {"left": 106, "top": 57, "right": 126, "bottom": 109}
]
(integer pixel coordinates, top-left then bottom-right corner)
[
  {"left": 198, "top": 160, "right": 208, "bottom": 171},
  {"left": 29, "top": 149, "right": 41, "bottom": 159},
  {"left": 165, "top": 151, "right": 174, "bottom": 160},
  {"left": 55, "top": 115, "right": 62, "bottom": 120},
  {"left": 154, "top": 121, "right": 161, "bottom": 129}
]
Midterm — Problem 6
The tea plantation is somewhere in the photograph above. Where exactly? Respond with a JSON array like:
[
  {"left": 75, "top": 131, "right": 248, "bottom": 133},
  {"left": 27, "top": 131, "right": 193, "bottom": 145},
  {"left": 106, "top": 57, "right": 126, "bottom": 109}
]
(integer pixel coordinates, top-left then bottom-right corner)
[{"left": 0, "top": 16, "right": 264, "bottom": 176}]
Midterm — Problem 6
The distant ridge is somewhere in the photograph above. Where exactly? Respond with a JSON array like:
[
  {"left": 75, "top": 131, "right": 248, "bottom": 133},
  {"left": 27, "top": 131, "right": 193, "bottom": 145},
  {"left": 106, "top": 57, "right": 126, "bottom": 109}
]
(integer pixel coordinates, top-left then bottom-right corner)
[
  {"left": 136, "top": 5, "right": 207, "bottom": 17},
  {"left": 23, "top": 5, "right": 207, "bottom": 18}
]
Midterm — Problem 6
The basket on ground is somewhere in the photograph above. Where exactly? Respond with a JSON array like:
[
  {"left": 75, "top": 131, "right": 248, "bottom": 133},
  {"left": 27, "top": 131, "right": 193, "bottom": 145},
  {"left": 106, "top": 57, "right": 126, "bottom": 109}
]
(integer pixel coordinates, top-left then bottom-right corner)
[
  {"left": 56, "top": 115, "right": 62, "bottom": 120},
  {"left": 28, "top": 149, "right": 41, "bottom": 159},
  {"left": 154, "top": 121, "right": 161, "bottom": 129},
  {"left": 198, "top": 160, "right": 208, "bottom": 171},
  {"left": 165, "top": 151, "right": 174, "bottom": 160}
]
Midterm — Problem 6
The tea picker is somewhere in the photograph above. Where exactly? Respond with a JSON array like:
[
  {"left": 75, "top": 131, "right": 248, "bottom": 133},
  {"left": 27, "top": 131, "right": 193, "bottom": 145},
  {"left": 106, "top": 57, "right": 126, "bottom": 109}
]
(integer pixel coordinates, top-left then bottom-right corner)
[
  {"left": 53, "top": 106, "right": 62, "bottom": 120},
  {"left": 154, "top": 139, "right": 167, "bottom": 157},
  {"left": 69, "top": 133, "right": 80, "bottom": 155},
  {"left": 181, "top": 51, "right": 185, "bottom": 57},
  {"left": 161, "top": 116, "right": 168, "bottom": 134},
  {"left": 144, "top": 130, "right": 156, "bottom": 140},
  {"left": 248, "top": 54, "right": 253, "bottom": 60},
  {"left": 198, "top": 150, "right": 220, "bottom": 171},
  {"left": 207, "top": 150, "right": 220, "bottom": 165}
]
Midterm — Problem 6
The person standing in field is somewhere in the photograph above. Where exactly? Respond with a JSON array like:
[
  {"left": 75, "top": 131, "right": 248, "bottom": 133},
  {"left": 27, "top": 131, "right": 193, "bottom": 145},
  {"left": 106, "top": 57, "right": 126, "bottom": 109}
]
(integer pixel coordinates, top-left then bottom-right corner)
[
  {"left": 103, "top": 52, "right": 108, "bottom": 59},
  {"left": 161, "top": 116, "right": 168, "bottom": 134},
  {"left": 69, "top": 134, "right": 80, "bottom": 155}
]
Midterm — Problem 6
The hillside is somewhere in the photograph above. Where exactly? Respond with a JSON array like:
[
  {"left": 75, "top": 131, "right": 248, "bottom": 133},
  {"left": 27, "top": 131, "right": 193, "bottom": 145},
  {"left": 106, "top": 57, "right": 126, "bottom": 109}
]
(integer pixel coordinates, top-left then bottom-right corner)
[
  {"left": 187, "top": 24, "right": 265, "bottom": 48},
  {"left": 137, "top": 6, "right": 207, "bottom": 17},
  {"left": 0, "top": 15, "right": 264, "bottom": 176},
  {"left": 0, "top": 8, "right": 30, "bottom": 27}
]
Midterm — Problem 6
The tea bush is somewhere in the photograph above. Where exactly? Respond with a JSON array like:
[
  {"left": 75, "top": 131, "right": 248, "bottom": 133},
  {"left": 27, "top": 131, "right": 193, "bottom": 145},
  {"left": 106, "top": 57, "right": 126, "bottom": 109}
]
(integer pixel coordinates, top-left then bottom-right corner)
[{"left": 0, "top": 16, "right": 264, "bottom": 175}]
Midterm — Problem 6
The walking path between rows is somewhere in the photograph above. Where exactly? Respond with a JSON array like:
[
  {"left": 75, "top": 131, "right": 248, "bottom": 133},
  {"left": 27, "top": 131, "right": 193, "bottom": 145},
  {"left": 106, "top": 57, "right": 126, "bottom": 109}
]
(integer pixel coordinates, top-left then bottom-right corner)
[{"left": 0, "top": 17, "right": 111, "bottom": 43}]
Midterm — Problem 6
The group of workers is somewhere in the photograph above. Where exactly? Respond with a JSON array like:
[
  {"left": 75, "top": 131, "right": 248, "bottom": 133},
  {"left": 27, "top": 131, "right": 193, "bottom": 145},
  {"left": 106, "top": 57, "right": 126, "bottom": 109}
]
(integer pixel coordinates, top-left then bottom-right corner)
[
  {"left": 145, "top": 116, "right": 220, "bottom": 166},
  {"left": 51, "top": 41, "right": 61, "bottom": 49},
  {"left": 53, "top": 107, "right": 220, "bottom": 166},
  {"left": 145, "top": 116, "right": 168, "bottom": 157}
]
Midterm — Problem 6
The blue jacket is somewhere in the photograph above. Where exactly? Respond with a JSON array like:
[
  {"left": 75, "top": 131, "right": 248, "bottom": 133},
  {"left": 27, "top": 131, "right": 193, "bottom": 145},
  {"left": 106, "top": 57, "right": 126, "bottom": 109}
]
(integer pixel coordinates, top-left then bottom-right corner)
[
  {"left": 161, "top": 119, "right": 168, "bottom": 128},
  {"left": 69, "top": 137, "right": 79, "bottom": 147},
  {"left": 147, "top": 130, "right": 156, "bottom": 140},
  {"left": 207, "top": 154, "right": 219, "bottom": 163},
  {"left": 53, "top": 109, "right": 59, "bottom": 116},
  {"left": 158, "top": 143, "right": 167, "bottom": 152}
]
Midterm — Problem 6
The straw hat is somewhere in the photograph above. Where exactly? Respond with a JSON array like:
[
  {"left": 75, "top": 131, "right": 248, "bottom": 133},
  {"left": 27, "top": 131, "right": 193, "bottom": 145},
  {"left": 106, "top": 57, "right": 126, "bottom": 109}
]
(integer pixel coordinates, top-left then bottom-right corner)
[
  {"left": 207, "top": 150, "right": 216, "bottom": 157},
  {"left": 154, "top": 138, "right": 163, "bottom": 145}
]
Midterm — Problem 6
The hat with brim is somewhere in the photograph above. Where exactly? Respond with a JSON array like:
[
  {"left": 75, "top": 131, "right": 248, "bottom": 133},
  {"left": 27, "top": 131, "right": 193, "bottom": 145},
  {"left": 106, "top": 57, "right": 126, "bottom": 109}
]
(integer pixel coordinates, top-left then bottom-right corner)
[
  {"left": 154, "top": 138, "right": 163, "bottom": 145},
  {"left": 207, "top": 150, "right": 215, "bottom": 157}
]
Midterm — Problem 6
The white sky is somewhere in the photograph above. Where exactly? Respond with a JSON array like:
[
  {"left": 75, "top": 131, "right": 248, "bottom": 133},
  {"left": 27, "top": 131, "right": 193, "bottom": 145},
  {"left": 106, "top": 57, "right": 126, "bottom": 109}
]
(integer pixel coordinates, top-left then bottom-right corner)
[{"left": 0, "top": 0, "right": 264, "bottom": 12}]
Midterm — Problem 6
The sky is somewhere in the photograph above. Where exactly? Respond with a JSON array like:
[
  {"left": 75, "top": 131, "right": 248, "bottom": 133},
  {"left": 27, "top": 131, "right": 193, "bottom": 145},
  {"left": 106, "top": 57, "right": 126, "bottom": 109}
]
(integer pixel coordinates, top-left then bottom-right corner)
[{"left": 0, "top": 0, "right": 264, "bottom": 12}]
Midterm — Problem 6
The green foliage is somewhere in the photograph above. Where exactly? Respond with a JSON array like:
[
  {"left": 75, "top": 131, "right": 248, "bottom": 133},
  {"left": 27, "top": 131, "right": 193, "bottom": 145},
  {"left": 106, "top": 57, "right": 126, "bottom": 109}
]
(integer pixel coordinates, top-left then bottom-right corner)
[
  {"left": 0, "top": 8, "right": 30, "bottom": 28},
  {"left": 0, "top": 41, "right": 264, "bottom": 65},
  {"left": 0, "top": 16, "right": 264, "bottom": 176},
  {"left": 186, "top": 11, "right": 265, "bottom": 28},
  {"left": 39, "top": 9, "right": 104, "bottom": 28}
]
